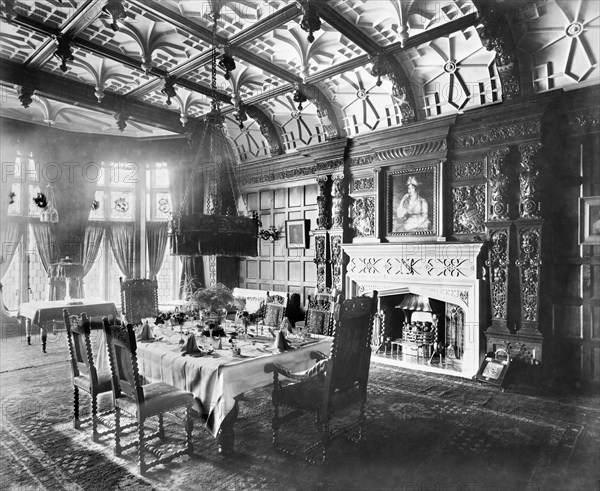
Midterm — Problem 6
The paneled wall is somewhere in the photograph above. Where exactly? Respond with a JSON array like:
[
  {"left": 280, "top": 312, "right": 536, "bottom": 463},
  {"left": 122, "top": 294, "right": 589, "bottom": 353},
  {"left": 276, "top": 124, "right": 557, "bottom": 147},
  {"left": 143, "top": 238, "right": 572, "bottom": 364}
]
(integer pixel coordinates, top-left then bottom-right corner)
[{"left": 238, "top": 183, "right": 319, "bottom": 302}]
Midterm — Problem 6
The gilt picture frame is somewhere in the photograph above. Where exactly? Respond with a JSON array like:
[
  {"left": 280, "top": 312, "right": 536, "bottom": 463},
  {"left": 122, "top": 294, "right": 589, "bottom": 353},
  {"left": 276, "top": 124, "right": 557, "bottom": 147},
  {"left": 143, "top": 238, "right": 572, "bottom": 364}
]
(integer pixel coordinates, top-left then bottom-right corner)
[
  {"left": 386, "top": 162, "right": 441, "bottom": 238},
  {"left": 579, "top": 196, "right": 600, "bottom": 245},
  {"left": 285, "top": 219, "right": 308, "bottom": 249}
]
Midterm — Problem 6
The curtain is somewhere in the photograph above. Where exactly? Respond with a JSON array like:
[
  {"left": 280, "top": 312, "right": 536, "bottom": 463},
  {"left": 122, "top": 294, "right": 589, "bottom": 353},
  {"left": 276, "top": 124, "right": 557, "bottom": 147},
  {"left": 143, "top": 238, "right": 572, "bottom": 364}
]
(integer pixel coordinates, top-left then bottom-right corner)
[
  {"left": 76, "top": 224, "right": 105, "bottom": 298},
  {"left": 0, "top": 217, "right": 25, "bottom": 281},
  {"left": 180, "top": 256, "right": 204, "bottom": 300},
  {"left": 107, "top": 222, "right": 136, "bottom": 279},
  {"left": 147, "top": 221, "right": 168, "bottom": 280},
  {"left": 31, "top": 222, "right": 63, "bottom": 300}
]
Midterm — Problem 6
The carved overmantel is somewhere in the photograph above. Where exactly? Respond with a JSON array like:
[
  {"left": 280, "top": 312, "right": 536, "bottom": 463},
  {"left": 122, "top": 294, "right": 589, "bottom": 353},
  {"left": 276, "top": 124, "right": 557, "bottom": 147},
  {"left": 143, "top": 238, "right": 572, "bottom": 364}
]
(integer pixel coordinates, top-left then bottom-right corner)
[{"left": 342, "top": 242, "right": 486, "bottom": 377}]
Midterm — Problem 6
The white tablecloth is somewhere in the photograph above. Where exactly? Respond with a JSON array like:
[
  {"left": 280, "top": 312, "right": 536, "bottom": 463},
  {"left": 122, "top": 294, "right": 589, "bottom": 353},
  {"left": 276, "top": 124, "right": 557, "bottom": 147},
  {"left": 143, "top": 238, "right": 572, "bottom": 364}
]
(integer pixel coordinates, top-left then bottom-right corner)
[
  {"left": 97, "top": 330, "right": 332, "bottom": 436},
  {"left": 18, "top": 298, "right": 118, "bottom": 325}
]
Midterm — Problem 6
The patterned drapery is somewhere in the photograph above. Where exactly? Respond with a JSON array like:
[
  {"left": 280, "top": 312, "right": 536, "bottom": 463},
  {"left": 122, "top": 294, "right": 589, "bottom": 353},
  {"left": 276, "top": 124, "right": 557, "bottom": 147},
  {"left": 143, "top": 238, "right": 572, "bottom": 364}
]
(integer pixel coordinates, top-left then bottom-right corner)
[{"left": 107, "top": 222, "right": 136, "bottom": 279}]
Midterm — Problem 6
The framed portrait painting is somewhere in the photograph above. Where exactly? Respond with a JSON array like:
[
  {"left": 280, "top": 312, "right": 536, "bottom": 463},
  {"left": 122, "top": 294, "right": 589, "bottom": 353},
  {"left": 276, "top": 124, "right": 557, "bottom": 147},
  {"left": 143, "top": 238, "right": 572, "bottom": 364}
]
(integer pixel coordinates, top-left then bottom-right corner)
[
  {"left": 579, "top": 196, "right": 600, "bottom": 245},
  {"left": 386, "top": 162, "right": 440, "bottom": 237},
  {"left": 285, "top": 219, "right": 308, "bottom": 249}
]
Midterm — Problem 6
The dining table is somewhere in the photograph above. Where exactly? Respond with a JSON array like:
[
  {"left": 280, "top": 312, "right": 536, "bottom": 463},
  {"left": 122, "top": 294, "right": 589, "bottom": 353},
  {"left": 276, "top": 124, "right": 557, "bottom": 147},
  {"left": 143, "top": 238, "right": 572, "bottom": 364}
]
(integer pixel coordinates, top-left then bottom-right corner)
[
  {"left": 17, "top": 297, "right": 119, "bottom": 353},
  {"left": 96, "top": 322, "right": 332, "bottom": 455}
]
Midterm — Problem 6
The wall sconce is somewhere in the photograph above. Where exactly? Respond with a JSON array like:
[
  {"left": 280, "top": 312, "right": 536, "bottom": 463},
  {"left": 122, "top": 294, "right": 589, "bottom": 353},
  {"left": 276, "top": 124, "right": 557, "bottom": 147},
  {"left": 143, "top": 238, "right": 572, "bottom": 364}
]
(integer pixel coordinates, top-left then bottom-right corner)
[{"left": 259, "top": 226, "right": 281, "bottom": 242}]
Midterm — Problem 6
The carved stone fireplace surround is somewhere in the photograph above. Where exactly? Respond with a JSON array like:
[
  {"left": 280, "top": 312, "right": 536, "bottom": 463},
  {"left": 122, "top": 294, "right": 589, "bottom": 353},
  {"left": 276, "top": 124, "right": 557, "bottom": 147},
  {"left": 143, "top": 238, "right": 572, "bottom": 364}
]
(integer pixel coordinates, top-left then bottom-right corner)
[{"left": 342, "top": 243, "right": 486, "bottom": 378}]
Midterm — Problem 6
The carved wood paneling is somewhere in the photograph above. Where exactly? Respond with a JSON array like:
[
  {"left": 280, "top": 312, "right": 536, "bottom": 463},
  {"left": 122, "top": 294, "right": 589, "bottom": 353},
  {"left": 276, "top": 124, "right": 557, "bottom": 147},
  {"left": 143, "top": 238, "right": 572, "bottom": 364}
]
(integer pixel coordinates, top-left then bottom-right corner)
[
  {"left": 351, "top": 196, "right": 375, "bottom": 238},
  {"left": 452, "top": 184, "right": 486, "bottom": 234},
  {"left": 488, "top": 147, "right": 511, "bottom": 221}
]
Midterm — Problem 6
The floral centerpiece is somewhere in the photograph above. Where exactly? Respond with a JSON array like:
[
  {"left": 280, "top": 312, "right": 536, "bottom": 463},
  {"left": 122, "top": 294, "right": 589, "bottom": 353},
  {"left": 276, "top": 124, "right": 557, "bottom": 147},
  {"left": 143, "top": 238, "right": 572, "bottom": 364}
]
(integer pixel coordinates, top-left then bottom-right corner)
[{"left": 191, "top": 283, "right": 244, "bottom": 336}]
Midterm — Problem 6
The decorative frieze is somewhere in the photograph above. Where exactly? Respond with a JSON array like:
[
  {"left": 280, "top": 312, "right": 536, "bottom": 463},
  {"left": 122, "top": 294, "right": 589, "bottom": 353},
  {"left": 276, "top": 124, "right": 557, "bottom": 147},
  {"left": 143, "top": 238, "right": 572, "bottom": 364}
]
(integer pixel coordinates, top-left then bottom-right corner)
[
  {"left": 350, "top": 153, "right": 377, "bottom": 167},
  {"left": 347, "top": 255, "right": 475, "bottom": 279},
  {"left": 376, "top": 139, "right": 447, "bottom": 161},
  {"left": 452, "top": 160, "right": 485, "bottom": 181},
  {"left": 488, "top": 147, "right": 511, "bottom": 221},
  {"left": 316, "top": 158, "right": 343, "bottom": 172},
  {"left": 450, "top": 119, "right": 540, "bottom": 149},
  {"left": 352, "top": 177, "right": 375, "bottom": 192},
  {"left": 568, "top": 107, "right": 600, "bottom": 127},
  {"left": 316, "top": 175, "right": 329, "bottom": 230},
  {"left": 452, "top": 185, "right": 485, "bottom": 234},
  {"left": 515, "top": 225, "right": 542, "bottom": 324},
  {"left": 518, "top": 143, "right": 542, "bottom": 219},
  {"left": 330, "top": 173, "right": 344, "bottom": 229},
  {"left": 486, "top": 227, "right": 510, "bottom": 320},
  {"left": 240, "top": 164, "right": 315, "bottom": 186},
  {"left": 351, "top": 196, "right": 375, "bottom": 237}
]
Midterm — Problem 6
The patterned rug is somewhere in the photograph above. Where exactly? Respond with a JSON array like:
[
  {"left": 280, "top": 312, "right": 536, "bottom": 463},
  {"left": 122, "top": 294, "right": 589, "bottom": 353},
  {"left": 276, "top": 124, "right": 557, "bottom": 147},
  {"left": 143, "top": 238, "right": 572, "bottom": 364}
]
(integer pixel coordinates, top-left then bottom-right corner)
[{"left": 1, "top": 335, "right": 599, "bottom": 491}]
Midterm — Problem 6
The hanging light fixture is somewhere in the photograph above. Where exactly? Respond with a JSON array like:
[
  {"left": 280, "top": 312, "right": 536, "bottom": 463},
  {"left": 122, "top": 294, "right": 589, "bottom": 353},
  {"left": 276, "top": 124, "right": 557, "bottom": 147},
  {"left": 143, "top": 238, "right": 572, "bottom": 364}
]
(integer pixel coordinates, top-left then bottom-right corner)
[
  {"left": 40, "top": 183, "right": 59, "bottom": 223},
  {"left": 169, "top": 10, "right": 258, "bottom": 258}
]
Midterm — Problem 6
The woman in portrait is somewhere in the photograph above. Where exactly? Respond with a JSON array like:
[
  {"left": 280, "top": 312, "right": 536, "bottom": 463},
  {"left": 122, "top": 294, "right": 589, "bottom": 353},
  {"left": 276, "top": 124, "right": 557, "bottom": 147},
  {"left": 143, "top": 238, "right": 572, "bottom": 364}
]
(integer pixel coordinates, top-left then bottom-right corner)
[{"left": 396, "top": 176, "right": 431, "bottom": 231}]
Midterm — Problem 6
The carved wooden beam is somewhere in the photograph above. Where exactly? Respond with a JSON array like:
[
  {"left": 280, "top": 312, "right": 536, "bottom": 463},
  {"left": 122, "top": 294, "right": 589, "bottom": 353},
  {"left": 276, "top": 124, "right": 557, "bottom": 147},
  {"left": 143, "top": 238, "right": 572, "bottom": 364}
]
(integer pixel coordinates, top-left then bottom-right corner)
[{"left": 0, "top": 58, "right": 185, "bottom": 134}]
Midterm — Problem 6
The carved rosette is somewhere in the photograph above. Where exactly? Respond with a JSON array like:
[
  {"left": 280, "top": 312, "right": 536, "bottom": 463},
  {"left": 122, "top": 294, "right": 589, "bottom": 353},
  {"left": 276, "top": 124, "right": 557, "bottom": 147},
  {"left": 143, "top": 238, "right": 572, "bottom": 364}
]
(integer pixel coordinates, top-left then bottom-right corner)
[
  {"left": 314, "top": 234, "right": 327, "bottom": 292},
  {"left": 331, "top": 173, "right": 344, "bottom": 229},
  {"left": 518, "top": 143, "right": 542, "bottom": 219},
  {"left": 488, "top": 147, "right": 510, "bottom": 221},
  {"left": 352, "top": 196, "right": 375, "bottom": 237},
  {"left": 452, "top": 185, "right": 485, "bottom": 234},
  {"left": 316, "top": 176, "right": 329, "bottom": 230},
  {"left": 515, "top": 226, "right": 541, "bottom": 323},
  {"left": 486, "top": 228, "right": 509, "bottom": 320},
  {"left": 330, "top": 234, "right": 343, "bottom": 292}
]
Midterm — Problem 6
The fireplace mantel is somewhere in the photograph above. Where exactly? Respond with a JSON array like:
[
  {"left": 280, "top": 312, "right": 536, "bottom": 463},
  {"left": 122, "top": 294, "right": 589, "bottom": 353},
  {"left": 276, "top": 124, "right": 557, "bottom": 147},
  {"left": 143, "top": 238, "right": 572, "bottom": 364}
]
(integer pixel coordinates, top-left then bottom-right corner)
[{"left": 342, "top": 242, "right": 487, "bottom": 377}]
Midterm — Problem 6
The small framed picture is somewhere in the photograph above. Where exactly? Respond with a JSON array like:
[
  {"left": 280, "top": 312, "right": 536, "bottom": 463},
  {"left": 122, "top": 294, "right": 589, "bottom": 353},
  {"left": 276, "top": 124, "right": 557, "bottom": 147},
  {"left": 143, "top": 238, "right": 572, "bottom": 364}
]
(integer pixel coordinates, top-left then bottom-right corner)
[
  {"left": 285, "top": 219, "right": 308, "bottom": 249},
  {"left": 579, "top": 196, "right": 600, "bottom": 245}
]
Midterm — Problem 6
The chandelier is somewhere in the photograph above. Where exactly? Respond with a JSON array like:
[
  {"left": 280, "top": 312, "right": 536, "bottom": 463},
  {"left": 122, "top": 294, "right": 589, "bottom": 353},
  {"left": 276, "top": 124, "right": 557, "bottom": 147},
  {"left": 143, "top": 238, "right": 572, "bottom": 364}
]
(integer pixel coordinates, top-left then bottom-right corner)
[{"left": 169, "top": 11, "right": 257, "bottom": 257}]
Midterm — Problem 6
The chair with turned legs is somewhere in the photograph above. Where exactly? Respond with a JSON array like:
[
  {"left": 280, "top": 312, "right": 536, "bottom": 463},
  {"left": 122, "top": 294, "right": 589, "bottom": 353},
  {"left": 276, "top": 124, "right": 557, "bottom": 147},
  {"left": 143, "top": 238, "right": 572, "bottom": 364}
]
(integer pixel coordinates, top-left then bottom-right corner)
[
  {"left": 63, "top": 309, "right": 113, "bottom": 441},
  {"left": 102, "top": 318, "right": 194, "bottom": 475}
]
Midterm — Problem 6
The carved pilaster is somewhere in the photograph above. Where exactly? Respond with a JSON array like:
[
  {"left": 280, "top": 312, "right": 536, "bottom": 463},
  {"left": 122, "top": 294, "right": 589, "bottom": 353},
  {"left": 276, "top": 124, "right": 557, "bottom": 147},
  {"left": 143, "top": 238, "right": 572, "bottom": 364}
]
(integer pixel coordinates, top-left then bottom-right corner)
[
  {"left": 485, "top": 222, "right": 511, "bottom": 335},
  {"left": 515, "top": 222, "right": 543, "bottom": 332},
  {"left": 488, "top": 147, "right": 510, "bottom": 221},
  {"left": 329, "top": 233, "right": 343, "bottom": 293},
  {"left": 316, "top": 176, "right": 329, "bottom": 230},
  {"left": 330, "top": 173, "right": 344, "bottom": 229},
  {"left": 313, "top": 232, "right": 329, "bottom": 293},
  {"left": 518, "top": 143, "right": 542, "bottom": 219}
]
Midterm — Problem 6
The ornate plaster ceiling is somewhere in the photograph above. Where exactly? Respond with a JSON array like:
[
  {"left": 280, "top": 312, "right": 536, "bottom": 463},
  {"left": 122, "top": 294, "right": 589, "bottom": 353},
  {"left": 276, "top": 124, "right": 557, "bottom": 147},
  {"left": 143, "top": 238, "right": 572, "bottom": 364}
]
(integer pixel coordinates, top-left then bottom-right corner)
[{"left": 0, "top": 0, "right": 598, "bottom": 161}]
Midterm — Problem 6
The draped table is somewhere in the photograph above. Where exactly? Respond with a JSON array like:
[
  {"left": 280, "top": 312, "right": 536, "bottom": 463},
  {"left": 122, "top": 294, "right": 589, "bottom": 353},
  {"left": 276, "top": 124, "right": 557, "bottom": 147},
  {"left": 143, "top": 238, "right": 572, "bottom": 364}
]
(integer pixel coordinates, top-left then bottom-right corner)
[
  {"left": 18, "top": 298, "right": 118, "bottom": 352},
  {"left": 97, "top": 328, "right": 332, "bottom": 454}
]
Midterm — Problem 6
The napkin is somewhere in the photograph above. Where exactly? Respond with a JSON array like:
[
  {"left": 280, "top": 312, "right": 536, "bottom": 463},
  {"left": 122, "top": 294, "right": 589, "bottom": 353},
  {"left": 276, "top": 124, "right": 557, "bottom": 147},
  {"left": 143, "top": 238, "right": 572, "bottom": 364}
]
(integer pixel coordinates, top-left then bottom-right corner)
[
  {"left": 180, "top": 334, "right": 202, "bottom": 355},
  {"left": 136, "top": 322, "right": 154, "bottom": 341},
  {"left": 272, "top": 330, "right": 293, "bottom": 352}
]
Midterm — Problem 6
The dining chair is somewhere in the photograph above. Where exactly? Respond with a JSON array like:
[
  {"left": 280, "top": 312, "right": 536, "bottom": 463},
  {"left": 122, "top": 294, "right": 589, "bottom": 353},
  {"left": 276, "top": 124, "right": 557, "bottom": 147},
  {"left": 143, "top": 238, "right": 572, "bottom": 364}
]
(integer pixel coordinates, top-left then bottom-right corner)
[
  {"left": 63, "top": 309, "right": 113, "bottom": 441},
  {"left": 264, "top": 291, "right": 378, "bottom": 464},
  {"left": 304, "top": 293, "right": 335, "bottom": 336},
  {"left": 102, "top": 318, "right": 194, "bottom": 475},
  {"left": 119, "top": 277, "right": 159, "bottom": 325},
  {"left": 261, "top": 292, "right": 288, "bottom": 328}
]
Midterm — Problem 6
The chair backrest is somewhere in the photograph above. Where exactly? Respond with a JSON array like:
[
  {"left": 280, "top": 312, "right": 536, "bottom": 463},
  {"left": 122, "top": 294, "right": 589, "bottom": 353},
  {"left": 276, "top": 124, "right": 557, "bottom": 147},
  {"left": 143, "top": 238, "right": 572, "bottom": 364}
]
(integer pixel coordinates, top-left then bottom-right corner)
[
  {"left": 102, "top": 318, "right": 144, "bottom": 404},
  {"left": 120, "top": 277, "right": 159, "bottom": 325},
  {"left": 263, "top": 291, "right": 288, "bottom": 327},
  {"left": 322, "top": 291, "right": 378, "bottom": 409},
  {"left": 305, "top": 294, "right": 335, "bottom": 335},
  {"left": 63, "top": 309, "right": 99, "bottom": 385}
]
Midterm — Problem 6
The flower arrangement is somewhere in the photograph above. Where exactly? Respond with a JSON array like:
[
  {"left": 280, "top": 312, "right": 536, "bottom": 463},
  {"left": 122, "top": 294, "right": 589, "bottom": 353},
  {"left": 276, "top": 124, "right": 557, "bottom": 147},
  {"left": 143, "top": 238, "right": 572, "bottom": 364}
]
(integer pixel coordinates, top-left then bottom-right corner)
[{"left": 191, "top": 283, "right": 245, "bottom": 313}]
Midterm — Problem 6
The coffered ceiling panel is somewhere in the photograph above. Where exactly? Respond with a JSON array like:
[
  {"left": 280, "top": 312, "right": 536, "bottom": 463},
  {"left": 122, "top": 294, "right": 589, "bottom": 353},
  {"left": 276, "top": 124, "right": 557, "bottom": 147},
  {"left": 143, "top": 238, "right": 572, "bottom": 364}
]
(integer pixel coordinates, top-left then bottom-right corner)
[
  {"left": 0, "top": 22, "right": 46, "bottom": 63},
  {"left": 514, "top": 0, "right": 599, "bottom": 93}
]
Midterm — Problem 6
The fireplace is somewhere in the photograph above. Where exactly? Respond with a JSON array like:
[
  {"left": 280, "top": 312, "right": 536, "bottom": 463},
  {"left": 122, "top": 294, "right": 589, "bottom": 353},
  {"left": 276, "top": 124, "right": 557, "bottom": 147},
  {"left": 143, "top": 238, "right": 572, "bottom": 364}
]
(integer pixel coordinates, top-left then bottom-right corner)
[{"left": 342, "top": 243, "right": 486, "bottom": 378}]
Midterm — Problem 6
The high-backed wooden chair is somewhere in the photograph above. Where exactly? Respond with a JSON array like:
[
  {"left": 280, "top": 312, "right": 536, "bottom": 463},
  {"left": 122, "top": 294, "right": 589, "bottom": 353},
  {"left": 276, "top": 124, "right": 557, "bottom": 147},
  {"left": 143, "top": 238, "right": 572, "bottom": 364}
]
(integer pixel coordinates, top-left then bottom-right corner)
[
  {"left": 265, "top": 291, "right": 378, "bottom": 464},
  {"left": 304, "top": 293, "right": 335, "bottom": 336},
  {"left": 261, "top": 291, "right": 288, "bottom": 328},
  {"left": 63, "top": 309, "right": 113, "bottom": 441},
  {"left": 102, "top": 318, "right": 193, "bottom": 475},
  {"left": 119, "top": 277, "right": 159, "bottom": 325}
]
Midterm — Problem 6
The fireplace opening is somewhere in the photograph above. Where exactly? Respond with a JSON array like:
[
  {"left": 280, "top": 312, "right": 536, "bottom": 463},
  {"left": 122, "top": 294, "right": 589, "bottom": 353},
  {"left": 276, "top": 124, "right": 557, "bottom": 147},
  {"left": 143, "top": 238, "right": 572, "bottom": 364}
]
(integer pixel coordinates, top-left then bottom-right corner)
[{"left": 374, "top": 293, "right": 465, "bottom": 374}]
